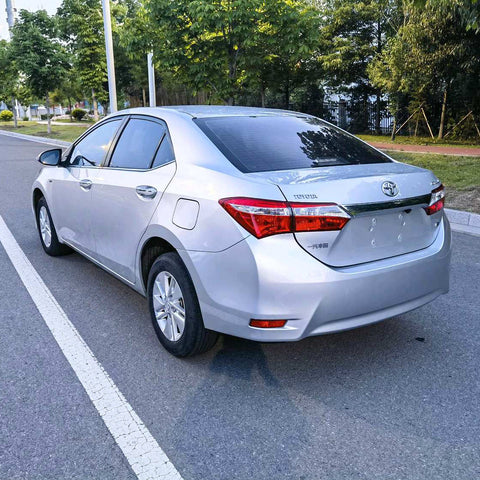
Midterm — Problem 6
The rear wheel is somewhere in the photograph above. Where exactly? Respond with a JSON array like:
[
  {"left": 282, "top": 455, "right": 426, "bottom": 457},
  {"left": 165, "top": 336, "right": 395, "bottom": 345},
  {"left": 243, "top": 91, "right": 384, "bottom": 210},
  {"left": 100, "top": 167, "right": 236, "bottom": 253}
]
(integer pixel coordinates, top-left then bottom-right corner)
[
  {"left": 147, "top": 252, "right": 218, "bottom": 357},
  {"left": 36, "top": 197, "right": 72, "bottom": 256}
]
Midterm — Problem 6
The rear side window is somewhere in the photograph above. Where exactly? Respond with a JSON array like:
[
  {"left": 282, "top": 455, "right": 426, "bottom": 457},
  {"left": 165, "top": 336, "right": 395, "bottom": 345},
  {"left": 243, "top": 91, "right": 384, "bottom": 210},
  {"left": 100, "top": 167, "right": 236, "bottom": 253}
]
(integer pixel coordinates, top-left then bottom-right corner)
[
  {"left": 109, "top": 118, "right": 166, "bottom": 169},
  {"left": 194, "top": 115, "right": 391, "bottom": 173},
  {"left": 152, "top": 136, "right": 175, "bottom": 168}
]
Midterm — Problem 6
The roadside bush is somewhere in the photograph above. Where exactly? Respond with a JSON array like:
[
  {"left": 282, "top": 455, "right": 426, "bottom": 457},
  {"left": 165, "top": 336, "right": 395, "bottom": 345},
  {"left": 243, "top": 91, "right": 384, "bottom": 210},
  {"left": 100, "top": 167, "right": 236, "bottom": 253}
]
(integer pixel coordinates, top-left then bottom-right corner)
[
  {"left": 22, "top": 116, "right": 29, "bottom": 121},
  {"left": 40, "top": 114, "right": 53, "bottom": 120},
  {"left": 0, "top": 110, "right": 14, "bottom": 121},
  {"left": 71, "top": 108, "right": 86, "bottom": 121}
]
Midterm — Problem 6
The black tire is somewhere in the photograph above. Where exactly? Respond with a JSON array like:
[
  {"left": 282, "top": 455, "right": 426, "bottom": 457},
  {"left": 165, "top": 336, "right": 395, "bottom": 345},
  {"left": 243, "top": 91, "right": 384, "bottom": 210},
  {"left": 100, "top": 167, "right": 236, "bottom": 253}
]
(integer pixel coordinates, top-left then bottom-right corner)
[
  {"left": 147, "top": 252, "right": 218, "bottom": 357},
  {"left": 36, "top": 197, "right": 72, "bottom": 256}
]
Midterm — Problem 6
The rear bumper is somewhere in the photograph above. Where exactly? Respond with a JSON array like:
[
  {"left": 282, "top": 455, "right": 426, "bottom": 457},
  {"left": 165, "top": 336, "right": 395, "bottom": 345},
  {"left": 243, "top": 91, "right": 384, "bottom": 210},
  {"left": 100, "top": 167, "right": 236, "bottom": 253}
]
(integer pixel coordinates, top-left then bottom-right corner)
[{"left": 181, "top": 215, "right": 451, "bottom": 342}]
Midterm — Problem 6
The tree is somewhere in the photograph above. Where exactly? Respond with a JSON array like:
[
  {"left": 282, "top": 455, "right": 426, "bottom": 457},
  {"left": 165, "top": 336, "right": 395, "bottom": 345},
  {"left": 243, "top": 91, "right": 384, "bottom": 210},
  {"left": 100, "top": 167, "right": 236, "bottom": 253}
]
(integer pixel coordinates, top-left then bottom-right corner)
[
  {"left": 0, "top": 40, "right": 20, "bottom": 127},
  {"left": 58, "top": 0, "right": 108, "bottom": 118},
  {"left": 369, "top": 1, "right": 480, "bottom": 138},
  {"left": 142, "top": 0, "right": 320, "bottom": 106},
  {"left": 10, "top": 10, "right": 69, "bottom": 134},
  {"left": 319, "top": 0, "right": 402, "bottom": 133}
]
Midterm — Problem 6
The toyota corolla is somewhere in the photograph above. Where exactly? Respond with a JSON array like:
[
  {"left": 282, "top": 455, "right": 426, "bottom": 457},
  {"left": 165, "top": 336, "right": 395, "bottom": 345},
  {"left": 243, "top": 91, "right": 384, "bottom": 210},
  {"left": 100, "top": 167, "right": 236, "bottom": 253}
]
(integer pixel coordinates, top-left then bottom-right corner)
[{"left": 32, "top": 106, "right": 451, "bottom": 356}]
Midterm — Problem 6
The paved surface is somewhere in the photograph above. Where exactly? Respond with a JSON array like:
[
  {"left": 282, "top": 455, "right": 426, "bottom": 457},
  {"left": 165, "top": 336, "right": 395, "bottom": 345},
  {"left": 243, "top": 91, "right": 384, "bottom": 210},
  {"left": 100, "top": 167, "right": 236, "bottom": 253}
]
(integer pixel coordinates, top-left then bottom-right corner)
[
  {"left": 369, "top": 141, "right": 480, "bottom": 156},
  {"left": 0, "top": 134, "right": 479, "bottom": 480}
]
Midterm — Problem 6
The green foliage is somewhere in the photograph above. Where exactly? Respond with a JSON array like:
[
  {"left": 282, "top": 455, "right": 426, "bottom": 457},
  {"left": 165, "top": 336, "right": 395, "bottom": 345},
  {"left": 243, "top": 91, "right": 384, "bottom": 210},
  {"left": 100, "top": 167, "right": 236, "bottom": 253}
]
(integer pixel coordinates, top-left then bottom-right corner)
[
  {"left": 10, "top": 10, "right": 69, "bottom": 100},
  {"left": 71, "top": 108, "right": 87, "bottom": 121},
  {"left": 0, "top": 110, "right": 14, "bottom": 121},
  {"left": 368, "top": 1, "right": 480, "bottom": 134},
  {"left": 142, "top": 0, "right": 320, "bottom": 105},
  {"left": 58, "top": 0, "right": 108, "bottom": 105}
]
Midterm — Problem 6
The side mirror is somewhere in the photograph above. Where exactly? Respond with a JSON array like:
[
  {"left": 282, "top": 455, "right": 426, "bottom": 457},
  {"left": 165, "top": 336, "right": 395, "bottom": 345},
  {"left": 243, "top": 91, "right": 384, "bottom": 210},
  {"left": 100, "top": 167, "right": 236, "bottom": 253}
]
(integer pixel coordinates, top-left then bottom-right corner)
[{"left": 38, "top": 148, "right": 62, "bottom": 166}]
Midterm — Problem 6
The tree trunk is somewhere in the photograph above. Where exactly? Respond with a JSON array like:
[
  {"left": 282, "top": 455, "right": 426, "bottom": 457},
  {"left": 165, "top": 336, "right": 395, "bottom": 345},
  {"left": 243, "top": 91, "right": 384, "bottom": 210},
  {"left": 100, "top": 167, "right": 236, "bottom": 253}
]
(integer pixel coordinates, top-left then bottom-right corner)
[
  {"left": 11, "top": 96, "right": 17, "bottom": 128},
  {"left": 142, "top": 88, "right": 146, "bottom": 107},
  {"left": 414, "top": 111, "right": 420, "bottom": 137},
  {"left": 45, "top": 94, "right": 51, "bottom": 135},
  {"left": 375, "top": 19, "right": 382, "bottom": 134},
  {"left": 68, "top": 98, "right": 73, "bottom": 122},
  {"left": 285, "top": 80, "right": 290, "bottom": 110},
  {"left": 438, "top": 88, "right": 447, "bottom": 140},
  {"left": 390, "top": 116, "right": 396, "bottom": 141},
  {"left": 260, "top": 84, "right": 266, "bottom": 108},
  {"left": 375, "top": 92, "right": 381, "bottom": 134},
  {"left": 92, "top": 88, "right": 99, "bottom": 121}
]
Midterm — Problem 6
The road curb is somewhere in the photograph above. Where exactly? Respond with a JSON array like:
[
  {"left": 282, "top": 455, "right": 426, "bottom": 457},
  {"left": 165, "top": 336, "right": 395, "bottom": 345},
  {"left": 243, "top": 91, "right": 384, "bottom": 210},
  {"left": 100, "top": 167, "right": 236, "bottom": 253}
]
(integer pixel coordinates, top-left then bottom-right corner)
[
  {"left": 0, "top": 129, "right": 71, "bottom": 147},
  {"left": 445, "top": 208, "right": 480, "bottom": 237}
]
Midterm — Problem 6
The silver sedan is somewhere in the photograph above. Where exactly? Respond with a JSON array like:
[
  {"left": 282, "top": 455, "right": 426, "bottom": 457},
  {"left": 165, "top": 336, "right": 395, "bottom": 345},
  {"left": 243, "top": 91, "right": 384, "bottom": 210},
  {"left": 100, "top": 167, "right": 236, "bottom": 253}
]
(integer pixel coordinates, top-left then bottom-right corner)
[{"left": 32, "top": 106, "right": 451, "bottom": 356}]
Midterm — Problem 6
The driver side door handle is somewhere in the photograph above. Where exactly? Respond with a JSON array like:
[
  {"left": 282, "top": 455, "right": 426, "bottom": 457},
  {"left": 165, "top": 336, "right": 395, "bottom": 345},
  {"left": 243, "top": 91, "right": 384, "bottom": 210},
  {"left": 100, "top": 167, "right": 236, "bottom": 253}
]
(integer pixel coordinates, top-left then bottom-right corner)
[{"left": 79, "top": 179, "right": 92, "bottom": 190}]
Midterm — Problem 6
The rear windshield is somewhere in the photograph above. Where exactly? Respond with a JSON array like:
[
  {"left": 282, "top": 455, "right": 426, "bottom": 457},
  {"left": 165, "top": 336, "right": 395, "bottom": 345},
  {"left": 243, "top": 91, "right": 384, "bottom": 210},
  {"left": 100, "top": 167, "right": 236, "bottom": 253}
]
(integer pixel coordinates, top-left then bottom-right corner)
[{"left": 194, "top": 115, "right": 391, "bottom": 173}]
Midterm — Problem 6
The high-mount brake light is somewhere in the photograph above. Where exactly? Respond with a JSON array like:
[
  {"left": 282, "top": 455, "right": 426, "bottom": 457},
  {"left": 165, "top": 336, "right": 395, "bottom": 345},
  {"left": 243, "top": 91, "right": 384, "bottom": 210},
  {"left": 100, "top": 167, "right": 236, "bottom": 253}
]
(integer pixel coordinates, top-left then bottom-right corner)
[
  {"left": 219, "top": 197, "right": 351, "bottom": 239},
  {"left": 424, "top": 184, "right": 445, "bottom": 215}
]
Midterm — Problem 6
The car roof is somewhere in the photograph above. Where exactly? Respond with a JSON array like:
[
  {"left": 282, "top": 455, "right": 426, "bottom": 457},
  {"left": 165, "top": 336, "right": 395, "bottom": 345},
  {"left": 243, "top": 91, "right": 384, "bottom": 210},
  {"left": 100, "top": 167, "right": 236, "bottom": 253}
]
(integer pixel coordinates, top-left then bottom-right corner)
[{"left": 113, "top": 105, "right": 307, "bottom": 120}]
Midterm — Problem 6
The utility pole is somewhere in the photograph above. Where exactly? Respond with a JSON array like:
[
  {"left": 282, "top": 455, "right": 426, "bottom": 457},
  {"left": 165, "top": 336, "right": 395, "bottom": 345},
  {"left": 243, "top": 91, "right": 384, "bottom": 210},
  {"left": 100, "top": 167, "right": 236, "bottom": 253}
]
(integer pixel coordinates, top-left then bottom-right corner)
[
  {"left": 5, "top": 0, "right": 17, "bottom": 37},
  {"left": 147, "top": 52, "right": 156, "bottom": 107},
  {"left": 5, "top": 0, "right": 19, "bottom": 125},
  {"left": 101, "top": 0, "right": 117, "bottom": 113}
]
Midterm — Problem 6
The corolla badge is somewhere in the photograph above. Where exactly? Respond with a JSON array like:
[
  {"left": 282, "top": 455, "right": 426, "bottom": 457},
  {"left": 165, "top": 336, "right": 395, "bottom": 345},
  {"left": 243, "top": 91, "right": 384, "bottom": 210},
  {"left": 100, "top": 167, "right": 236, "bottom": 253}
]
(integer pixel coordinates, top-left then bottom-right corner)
[{"left": 382, "top": 181, "right": 399, "bottom": 197}]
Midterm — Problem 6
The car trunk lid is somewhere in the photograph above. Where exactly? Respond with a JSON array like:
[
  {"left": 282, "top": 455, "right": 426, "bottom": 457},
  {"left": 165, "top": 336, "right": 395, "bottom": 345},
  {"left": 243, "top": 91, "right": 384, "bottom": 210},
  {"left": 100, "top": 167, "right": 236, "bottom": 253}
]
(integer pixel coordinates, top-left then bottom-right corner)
[{"left": 247, "top": 162, "right": 443, "bottom": 267}]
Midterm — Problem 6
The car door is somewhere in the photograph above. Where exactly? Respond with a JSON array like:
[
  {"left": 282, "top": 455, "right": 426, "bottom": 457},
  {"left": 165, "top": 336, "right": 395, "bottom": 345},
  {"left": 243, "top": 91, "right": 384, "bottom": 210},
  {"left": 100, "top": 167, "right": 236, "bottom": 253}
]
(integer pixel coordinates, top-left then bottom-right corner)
[
  {"left": 50, "top": 118, "right": 124, "bottom": 257},
  {"left": 89, "top": 115, "right": 176, "bottom": 284}
]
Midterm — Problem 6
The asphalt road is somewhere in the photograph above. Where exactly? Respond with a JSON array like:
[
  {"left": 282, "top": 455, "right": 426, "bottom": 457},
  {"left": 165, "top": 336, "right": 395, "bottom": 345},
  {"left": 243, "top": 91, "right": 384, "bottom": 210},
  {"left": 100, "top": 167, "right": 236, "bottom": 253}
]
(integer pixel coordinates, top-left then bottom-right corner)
[{"left": 0, "top": 133, "right": 479, "bottom": 480}]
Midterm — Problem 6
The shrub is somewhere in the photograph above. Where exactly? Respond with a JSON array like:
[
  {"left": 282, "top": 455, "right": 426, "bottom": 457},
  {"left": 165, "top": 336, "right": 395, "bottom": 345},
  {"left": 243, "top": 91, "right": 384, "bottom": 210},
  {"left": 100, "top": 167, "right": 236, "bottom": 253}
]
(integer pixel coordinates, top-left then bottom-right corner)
[
  {"left": 0, "top": 110, "right": 14, "bottom": 121},
  {"left": 22, "top": 116, "right": 29, "bottom": 121},
  {"left": 71, "top": 108, "right": 86, "bottom": 121},
  {"left": 40, "top": 114, "right": 53, "bottom": 120}
]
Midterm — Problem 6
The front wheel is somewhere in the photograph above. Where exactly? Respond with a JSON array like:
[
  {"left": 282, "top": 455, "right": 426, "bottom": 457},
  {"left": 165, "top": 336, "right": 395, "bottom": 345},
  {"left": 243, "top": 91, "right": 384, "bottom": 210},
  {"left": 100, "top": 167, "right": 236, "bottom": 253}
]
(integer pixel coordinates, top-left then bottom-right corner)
[
  {"left": 36, "top": 197, "right": 72, "bottom": 256},
  {"left": 147, "top": 252, "right": 218, "bottom": 357}
]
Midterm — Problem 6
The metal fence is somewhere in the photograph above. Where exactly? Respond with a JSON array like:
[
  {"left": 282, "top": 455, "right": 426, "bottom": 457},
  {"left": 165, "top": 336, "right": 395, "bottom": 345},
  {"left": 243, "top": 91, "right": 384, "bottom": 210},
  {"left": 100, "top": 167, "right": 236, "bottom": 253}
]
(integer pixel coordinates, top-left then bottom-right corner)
[{"left": 322, "top": 100, "right": 394, "bottom": 134}]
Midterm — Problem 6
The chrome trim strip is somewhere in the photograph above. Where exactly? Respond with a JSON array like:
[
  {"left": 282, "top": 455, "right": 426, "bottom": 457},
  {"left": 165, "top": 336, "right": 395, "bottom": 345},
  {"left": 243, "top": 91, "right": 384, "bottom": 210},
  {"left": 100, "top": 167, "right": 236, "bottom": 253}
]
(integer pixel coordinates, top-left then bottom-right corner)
[{"left": 343, "top": 194, "right": 431, "bottom": 216}]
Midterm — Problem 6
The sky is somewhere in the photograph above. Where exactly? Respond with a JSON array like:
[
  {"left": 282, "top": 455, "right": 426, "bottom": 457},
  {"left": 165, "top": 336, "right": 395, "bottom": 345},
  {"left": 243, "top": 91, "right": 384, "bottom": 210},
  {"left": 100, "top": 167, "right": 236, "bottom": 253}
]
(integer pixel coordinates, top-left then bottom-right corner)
[{"left": 0, "top": 0, "right": 62, "bottom": 40}]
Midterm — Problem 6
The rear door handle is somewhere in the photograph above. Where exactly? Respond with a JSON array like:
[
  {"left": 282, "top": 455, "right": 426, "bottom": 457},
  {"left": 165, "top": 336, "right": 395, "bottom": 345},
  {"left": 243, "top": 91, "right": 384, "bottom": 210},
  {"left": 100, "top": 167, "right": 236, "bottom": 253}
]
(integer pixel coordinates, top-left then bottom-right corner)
[
  {"left": 79, "top": 179, "right": 92, "bottom": 190},
  {"left": 136, "top": 185, "right": 157, "bottom": 199}
]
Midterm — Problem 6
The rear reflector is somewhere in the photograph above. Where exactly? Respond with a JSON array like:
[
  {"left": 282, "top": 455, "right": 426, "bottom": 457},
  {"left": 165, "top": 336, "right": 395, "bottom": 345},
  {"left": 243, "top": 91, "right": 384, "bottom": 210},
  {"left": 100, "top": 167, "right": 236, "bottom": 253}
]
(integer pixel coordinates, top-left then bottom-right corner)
[
  {"left": 249, "top": 319, "right": 287, "bottom": 328},
  {"left": 424, "top": 184, "right": 445, "bottom": 215},
  {"left": 219, "top": 197, "right": 350, "bottom": 239}
]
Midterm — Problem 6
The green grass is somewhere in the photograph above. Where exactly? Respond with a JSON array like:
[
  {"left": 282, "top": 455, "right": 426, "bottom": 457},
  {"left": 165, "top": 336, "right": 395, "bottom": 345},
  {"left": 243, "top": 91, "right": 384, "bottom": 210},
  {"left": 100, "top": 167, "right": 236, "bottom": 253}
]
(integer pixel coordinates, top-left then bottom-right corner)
[
  {"left": 0, "top": 121, "right": 89, "bottom": 142},
  {"left": 358, "top": 134, "right": 480, "bottom": 148},
  {"left": 53, "top": 118, "right": 97, "bottom": 124},
  {"left": 389, "top": 152, "right": 480, "bottom": 189}
]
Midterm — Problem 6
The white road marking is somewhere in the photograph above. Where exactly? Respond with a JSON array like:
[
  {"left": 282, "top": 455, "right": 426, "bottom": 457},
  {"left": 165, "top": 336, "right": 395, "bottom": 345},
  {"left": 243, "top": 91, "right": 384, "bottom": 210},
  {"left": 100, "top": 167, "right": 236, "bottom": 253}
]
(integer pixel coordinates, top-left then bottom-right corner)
[{"left": 0, "top": 215, "right": 183, "bottom": 480}]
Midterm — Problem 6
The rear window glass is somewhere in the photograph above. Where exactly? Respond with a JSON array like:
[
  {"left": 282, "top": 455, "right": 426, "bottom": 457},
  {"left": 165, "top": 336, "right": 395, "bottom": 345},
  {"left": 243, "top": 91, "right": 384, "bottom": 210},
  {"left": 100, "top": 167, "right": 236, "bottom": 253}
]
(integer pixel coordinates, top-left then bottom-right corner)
[{"left": 194, "top": 115, "right": 391, "bottom": 173}]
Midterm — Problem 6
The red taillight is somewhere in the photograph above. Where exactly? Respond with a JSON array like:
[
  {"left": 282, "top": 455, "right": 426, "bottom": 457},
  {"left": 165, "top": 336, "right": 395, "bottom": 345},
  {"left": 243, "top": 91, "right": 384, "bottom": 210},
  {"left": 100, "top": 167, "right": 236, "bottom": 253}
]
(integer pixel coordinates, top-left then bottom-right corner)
[
  {"left": 250, "top": 319, "right": 287, "bottom": 328},
  {"left": 219, "top": 197, "right": 350, "bottom": 239},
  {"left": 424, "top": 184, "right": 445, "bottom": 215},
  {"left": 219, "top": 197, "right": 291, "bottom": 238},
  {"left": 290, "top": 203, "right": 351, "bottom": 232}
]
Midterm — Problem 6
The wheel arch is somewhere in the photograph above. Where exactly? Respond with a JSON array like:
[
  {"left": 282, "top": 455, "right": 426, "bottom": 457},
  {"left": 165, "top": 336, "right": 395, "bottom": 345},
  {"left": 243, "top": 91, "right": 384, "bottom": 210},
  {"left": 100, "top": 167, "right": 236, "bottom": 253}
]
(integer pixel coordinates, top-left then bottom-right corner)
[
  {"left": 33, "top": 187, "right": 44, "bottom": 210},
  {"left": 139, "top": 236, "right": 178, "bottom": 293}
]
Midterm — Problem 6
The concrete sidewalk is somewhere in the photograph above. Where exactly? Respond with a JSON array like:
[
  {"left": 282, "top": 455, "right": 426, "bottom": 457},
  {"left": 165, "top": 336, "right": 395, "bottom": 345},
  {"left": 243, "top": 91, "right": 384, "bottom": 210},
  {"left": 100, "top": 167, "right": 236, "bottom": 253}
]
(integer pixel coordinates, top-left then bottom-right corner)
[{"left": 370, "top": 141, "right": 480, "bottom": 157}]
